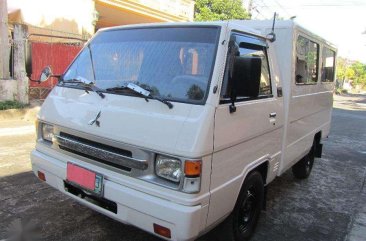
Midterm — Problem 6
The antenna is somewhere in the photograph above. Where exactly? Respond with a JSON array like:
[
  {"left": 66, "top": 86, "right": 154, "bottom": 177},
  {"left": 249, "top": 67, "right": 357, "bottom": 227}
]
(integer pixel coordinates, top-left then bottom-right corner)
[
  {"left": 271, "top": 12, "right": 276, "bottom": 32},
  {"left": 267, "top": 12, "right": 277, "bottom": 42}
]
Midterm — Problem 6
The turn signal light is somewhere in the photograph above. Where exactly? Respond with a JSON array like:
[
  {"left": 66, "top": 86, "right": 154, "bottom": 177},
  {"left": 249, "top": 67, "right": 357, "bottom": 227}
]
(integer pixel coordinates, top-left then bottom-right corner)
[
  {"left": 184, "top": 160, "right": 202, "bottom": 176},
  {"left": 153, "top": 223, "right": 171, "bottom": 238},
  {"left": 37, "top": 171, "right": 46, "bottom": 181}
]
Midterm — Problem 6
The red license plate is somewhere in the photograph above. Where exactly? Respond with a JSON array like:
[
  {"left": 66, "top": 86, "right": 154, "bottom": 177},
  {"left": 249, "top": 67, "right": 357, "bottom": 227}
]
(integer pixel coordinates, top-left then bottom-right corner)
[{"left": 66, "top": 163, "right": 103, "bottom": 196}]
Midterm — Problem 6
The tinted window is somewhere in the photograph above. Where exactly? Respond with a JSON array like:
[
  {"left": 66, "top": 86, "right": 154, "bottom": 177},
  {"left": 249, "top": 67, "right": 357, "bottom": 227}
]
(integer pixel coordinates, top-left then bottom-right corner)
[
  {"left": 295, "top": 36, "right": 319, "bottom": 84},
  {"left": 321, "top": 47, "right": 335, "bottom": 82},
  {"left": 63, "top": 27, "right": 219, "bottom": 104},
  {"left": 221, "top": 34, "right": 272, "bottom": 101}
]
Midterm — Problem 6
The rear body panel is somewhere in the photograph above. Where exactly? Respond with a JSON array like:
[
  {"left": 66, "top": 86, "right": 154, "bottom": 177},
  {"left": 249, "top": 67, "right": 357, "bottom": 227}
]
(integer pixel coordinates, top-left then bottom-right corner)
[{"left": 243, "top": 20, "right": 336, "bottom": 174}]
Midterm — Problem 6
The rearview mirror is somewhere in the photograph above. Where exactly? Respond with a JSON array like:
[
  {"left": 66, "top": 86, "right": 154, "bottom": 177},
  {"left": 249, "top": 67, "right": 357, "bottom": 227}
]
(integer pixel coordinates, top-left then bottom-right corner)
[{"left": 39, "top": 66, "right": 53, "bottom": 82}]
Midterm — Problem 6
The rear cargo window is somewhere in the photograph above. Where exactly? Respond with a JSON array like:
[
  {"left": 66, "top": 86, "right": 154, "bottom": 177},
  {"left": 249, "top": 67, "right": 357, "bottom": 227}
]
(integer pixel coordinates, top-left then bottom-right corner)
[
  {"left": 295, "top": 36, "right": 319, "bottom": 85},
  {"left": 321, "top": 47, "right": 336, "bottom": 82}
]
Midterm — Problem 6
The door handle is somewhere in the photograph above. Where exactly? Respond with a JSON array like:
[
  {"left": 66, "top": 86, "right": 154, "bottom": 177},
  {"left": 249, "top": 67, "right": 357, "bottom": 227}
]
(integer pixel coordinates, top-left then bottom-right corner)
[{"left": 269, "top": 112, "right": 277, "bottom": 118}]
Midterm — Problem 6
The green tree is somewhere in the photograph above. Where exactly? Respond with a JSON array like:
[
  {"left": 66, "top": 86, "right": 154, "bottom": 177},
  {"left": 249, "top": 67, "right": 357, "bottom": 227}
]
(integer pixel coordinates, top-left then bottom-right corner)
[
  {"left": 194, "top": 0, "right": 250, "bottom": 21},
  {"left": 337, "top": 57, "right": 366, "bottom": 89},
  {"left": 345, "top": 68, "right": 355, "bottom": 80},
  {"left": 350, "top": 62, "right": 366, "bottom": 87},
  {"left": 336, "top": 57, "right": 348, "bottom": 81}
]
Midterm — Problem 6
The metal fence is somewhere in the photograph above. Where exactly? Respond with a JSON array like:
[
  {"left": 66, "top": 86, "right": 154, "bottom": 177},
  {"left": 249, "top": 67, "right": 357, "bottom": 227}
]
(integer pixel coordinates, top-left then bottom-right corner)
[
  {"left": 28, "top": 40, "right": 84, "bottom": 100},
  {"left": 23, "top": 25, "right": 87, "bottom": 100}
]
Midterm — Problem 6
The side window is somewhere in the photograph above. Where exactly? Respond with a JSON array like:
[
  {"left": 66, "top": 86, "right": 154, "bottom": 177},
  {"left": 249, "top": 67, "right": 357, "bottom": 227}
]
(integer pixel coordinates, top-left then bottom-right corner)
[
  {"left": 321, "top": 47, "right": 335, "bottom": 82},
  {"left": 221, "top": 34, "right": 272, "bottom": 102},
  {"left": 295, "top": 36, "right": 319, "bottom": 84}
]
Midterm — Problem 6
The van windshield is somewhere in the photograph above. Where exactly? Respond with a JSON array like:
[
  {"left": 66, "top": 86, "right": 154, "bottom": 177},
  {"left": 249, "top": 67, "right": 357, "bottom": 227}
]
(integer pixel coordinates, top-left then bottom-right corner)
[{"left": 62, "top": 27, "right": 220, "bottom": 104}]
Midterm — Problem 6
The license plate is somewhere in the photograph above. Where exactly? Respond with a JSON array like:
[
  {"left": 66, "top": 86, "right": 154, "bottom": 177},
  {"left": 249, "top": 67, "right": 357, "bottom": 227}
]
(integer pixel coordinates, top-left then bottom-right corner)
[{"left": 66, "top": 163, "right": 103, "bottom": 196}]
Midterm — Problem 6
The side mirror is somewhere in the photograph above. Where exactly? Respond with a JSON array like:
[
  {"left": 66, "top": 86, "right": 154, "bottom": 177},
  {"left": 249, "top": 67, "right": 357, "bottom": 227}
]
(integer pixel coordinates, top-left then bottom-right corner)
[{"left": 39, "top": 66, "right": 53, "bottom": 82}]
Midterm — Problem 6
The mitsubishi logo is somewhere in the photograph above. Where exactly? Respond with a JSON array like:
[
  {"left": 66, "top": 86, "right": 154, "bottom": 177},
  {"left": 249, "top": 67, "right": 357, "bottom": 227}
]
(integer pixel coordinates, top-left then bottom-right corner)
[{"left": 88, "top": 111, "right": 101, "bottom": 127}]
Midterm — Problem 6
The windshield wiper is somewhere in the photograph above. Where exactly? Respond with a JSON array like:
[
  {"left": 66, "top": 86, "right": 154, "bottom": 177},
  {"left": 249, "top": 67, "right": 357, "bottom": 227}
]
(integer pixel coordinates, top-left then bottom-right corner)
[
  {"left": 149, "top": 94, "right": 174, "bottom": 109},
  {"left": 106, "top": 83, "right": 173, "bottom": 109},
  {"left": 61, "top": 78, "right": 105, "bottom": 99}
]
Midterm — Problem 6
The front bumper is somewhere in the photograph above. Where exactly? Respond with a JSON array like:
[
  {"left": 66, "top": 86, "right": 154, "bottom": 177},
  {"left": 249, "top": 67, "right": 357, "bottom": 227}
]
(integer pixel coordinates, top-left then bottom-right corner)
[{"left": 31, "top": 149, "right": 207, "bottom": 241}]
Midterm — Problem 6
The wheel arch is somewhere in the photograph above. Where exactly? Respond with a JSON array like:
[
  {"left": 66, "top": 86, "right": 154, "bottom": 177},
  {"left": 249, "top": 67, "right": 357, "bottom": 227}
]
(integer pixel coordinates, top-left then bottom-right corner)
[
  {"left": 206, "top": 157, "right": 270, "bottom": 229},
  {"left": 235, "top": 159, "right": 269, "bottom": 211},
  {"left": 240, "top": 160, "right": 269, "bottom": 188},
  {"left": 249, "top": 161, "right": 269, "bottom": 185}
]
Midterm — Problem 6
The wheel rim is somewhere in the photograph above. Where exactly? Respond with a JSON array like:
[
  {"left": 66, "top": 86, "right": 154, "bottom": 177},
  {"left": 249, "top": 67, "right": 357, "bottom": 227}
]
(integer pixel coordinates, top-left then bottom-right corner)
[
  {"left": 238, "top": 186, "right": 257, "bottom": 234},
  {"left": 305, "top": 158, "right": 311, "bottom": 173}
]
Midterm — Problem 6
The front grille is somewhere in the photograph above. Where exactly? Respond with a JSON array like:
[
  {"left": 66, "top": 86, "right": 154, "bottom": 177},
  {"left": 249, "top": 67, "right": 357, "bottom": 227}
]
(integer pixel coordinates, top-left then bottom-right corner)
[
  {"left": 56, "top": 132, "right": 148, "bottom": 171},
  {"left": 60, "top": 132, "right": 132, "bottom": 157},
  {"left": 59, "top": 145, "right": 132, "bottom": 172}
]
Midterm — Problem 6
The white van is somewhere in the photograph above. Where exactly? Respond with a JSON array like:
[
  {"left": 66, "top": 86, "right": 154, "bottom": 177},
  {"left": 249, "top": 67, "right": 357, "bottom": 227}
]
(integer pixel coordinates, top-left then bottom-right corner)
[{"left": 31, "top": 20, "right": 336, "bottom": 241}]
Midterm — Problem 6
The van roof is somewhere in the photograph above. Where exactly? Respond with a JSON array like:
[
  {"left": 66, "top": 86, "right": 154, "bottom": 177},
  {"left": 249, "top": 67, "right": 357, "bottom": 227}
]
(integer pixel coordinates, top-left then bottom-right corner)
[
  {"left": 97, "top": 21, "right": 263, "bottom": 39},
  {"left": 234, "top": 20, "right": 337, "bottom": 49},
  {"left": 97, "top": 20, "right": 335, "bottom": 49}
]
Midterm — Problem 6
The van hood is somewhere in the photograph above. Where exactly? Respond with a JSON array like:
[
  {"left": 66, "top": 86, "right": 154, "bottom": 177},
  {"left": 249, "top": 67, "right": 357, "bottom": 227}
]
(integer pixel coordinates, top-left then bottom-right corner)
[{"left": 39, "top": 87, "right": 214, "bottom": 157}]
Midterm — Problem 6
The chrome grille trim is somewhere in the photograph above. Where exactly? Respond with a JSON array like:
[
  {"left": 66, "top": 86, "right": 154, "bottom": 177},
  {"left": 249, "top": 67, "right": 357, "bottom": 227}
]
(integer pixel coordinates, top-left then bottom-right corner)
[{"left": 54, "top": 134, "right": 148, "bottom": 170}]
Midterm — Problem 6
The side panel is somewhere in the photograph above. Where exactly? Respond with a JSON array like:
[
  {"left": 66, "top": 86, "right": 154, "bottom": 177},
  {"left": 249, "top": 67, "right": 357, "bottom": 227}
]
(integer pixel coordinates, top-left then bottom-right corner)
[
  {"left": 208, "top": 98, "right": 283, "bottom": 226},
  {"left": 282, "top": 91, "right": 333, "bottom": 172},
  {"left": 207, "top": 27, "right": 285, "bottom": 225},
  {"left": 280, "top": 29, "right": 335, "bottom": 173}
]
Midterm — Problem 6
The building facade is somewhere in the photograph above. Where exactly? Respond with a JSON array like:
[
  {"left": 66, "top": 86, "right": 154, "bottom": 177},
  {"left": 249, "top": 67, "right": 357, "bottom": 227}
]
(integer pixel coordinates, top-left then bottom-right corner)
[
  {"left": 1, "top": 0, "right": 195, "bottom": 102},
  {"left": 8, "top": 0, "right": 194, "bottom": 39}
]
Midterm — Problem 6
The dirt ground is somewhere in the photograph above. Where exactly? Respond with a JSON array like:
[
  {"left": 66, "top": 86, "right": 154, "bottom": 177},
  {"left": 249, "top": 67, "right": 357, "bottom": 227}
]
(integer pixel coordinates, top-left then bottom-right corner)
[{"left": 0, "top": 94, "right": 365, "bottom": 241}]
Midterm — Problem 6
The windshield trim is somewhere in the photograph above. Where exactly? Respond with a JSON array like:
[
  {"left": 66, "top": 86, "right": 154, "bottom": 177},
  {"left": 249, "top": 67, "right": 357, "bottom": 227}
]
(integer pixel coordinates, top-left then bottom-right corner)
[{"left": 58, "top": 25, "right": 221, "bottom": 106}]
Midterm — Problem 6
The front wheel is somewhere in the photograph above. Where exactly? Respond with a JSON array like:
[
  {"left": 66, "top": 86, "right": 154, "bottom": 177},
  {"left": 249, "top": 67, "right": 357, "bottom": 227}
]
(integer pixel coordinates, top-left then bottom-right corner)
[{"left": 217, "top": 171, "right": 264, "bottom": 241}]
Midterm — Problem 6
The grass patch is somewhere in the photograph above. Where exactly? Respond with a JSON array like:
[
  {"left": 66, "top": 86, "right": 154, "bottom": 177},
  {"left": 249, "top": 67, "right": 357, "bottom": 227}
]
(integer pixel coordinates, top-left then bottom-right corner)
[{"left": 0, "top": 100, "right": 27, "bottom": 110}]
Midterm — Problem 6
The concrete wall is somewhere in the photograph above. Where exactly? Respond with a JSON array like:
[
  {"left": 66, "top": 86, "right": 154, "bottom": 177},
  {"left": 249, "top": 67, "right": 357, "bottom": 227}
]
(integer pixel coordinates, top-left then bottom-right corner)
[
  {"left": 0, "top": 0, "right": 10, "bottom": 79},
  {"left": 124, "top": 0, "right": 194, "bottom": 21},
  {"left": 8, "top": 0, "right": 96, "bottom": 37},
  {"left": 0, "top": 79, "right": 17, "bottom": 101}
]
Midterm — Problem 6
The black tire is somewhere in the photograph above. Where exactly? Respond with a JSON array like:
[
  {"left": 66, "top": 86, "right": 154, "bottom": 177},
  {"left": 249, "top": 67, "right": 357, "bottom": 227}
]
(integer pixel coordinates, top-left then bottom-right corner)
[
  {"left": 292, "top": 142, "right": 315, "bottom": 179},
  {"left": 216, "top": 171, "right": 264, "bottom": 241}
]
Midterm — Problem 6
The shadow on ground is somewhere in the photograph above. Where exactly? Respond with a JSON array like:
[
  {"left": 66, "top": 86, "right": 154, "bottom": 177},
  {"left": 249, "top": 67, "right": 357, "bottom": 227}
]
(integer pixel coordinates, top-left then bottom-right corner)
[{"left": 0, "top": 171, "right": 161, "bottom": 241}]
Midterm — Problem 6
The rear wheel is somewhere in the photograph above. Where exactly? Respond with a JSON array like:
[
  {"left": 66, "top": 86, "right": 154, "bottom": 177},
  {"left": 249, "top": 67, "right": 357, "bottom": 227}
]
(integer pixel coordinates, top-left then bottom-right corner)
[
  {"left": 217, "top": 171, "right": 264, "bottom": 241},
  {"left": 292, "top": 142, "right": 315, "bottom": 179}
]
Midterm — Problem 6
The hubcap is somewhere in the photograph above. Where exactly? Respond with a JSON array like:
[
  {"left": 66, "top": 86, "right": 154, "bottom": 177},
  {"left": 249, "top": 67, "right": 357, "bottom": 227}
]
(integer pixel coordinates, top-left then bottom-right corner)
[
  {"left": 306, "top": 159, "right": 311, "bottom": 172},
  {"left": 305, "top": 151, "right": 314, "bottom": 174}
]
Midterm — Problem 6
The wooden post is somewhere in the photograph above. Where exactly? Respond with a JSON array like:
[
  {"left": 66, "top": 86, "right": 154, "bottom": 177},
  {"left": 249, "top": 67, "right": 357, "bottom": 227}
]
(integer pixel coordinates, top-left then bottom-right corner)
[
  {"left": 0, "top": 0, "right": 10, "bottom": 79},
  {"left": 13, "top": 24, "right": 29, "bottom": 104}
]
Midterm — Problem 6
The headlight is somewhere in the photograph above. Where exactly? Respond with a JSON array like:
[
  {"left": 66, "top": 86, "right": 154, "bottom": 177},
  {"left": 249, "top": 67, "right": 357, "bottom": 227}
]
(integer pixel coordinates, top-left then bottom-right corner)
[
  {"left": 155, "top": 155, "right": 182, "bottom": 183},
  {"left": 41, "top": 123, "right": 54, "bottom": 142}
]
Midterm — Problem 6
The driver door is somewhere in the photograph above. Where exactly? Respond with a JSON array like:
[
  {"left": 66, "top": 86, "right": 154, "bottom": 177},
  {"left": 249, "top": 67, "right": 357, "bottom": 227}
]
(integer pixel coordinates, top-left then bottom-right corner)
[{"left": 207, "top": 32, "right": 284, "bottom": 226}]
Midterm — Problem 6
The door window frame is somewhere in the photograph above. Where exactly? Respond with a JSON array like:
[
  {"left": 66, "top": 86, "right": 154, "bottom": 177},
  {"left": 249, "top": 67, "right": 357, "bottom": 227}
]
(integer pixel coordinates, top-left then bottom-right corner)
[{"left": 219, "top": 31, "right": 273, "bottom": 105}]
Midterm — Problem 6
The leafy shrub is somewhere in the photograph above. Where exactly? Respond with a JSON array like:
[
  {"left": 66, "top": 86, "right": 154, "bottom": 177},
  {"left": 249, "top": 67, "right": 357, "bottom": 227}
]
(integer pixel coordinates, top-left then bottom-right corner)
[{"left": 0, "top": 100, "right": 26, "bottom": 110}]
